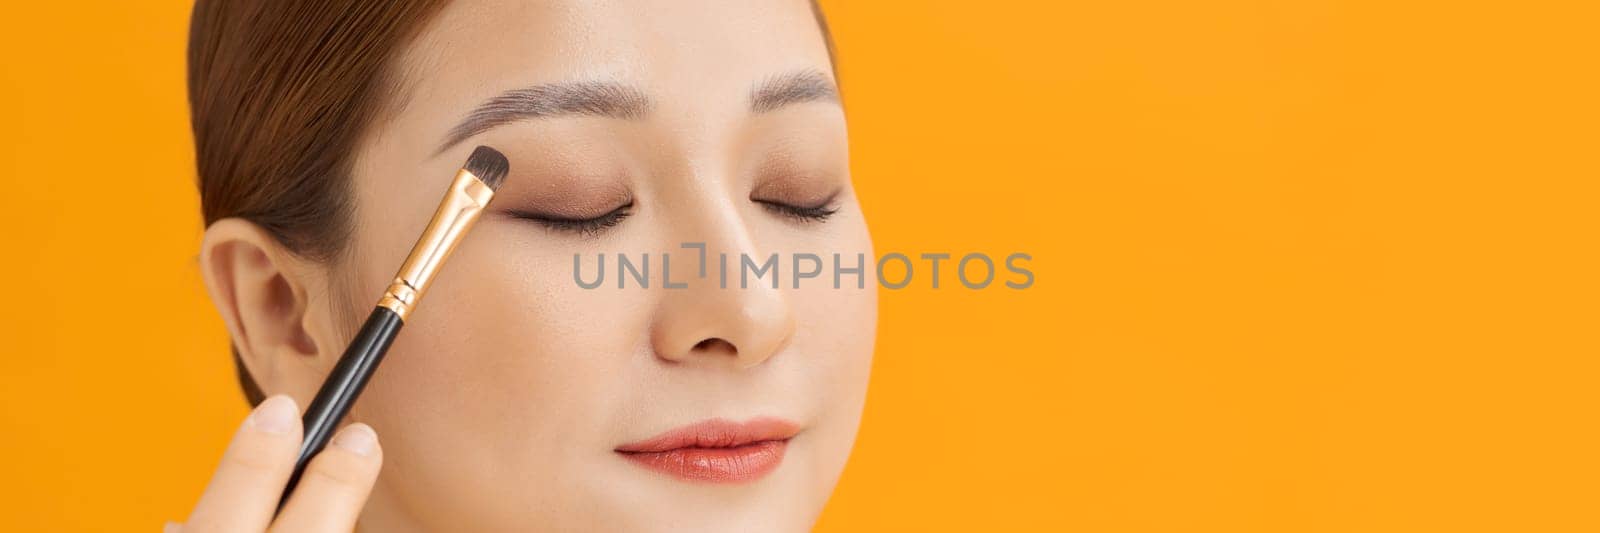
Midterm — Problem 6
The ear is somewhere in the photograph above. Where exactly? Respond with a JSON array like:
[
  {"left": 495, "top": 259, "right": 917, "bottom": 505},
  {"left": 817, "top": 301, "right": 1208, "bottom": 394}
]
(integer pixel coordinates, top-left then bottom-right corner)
[{"left": 199, "top": 218, "right": 341, "bottom": 406}]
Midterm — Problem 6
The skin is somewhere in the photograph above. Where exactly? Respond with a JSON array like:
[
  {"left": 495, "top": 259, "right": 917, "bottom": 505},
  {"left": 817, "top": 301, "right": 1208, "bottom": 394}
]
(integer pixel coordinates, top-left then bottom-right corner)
[{"left": 186, "top": 0, "right": 876, "bottom": 531}]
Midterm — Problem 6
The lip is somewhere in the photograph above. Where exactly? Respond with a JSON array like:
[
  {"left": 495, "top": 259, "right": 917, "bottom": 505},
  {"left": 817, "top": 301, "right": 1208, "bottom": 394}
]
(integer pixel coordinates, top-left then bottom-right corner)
[{"left": 614, "top": 417, "right": 800, "bottom": 483}]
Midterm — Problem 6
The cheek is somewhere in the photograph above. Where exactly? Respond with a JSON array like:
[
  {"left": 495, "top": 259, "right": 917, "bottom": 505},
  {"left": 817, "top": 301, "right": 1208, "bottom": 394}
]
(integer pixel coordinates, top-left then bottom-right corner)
[
  {"left": 346, "top": 225, "right": 653, "bottom": 504},
  {"left": 793, "top": 246, "right": 877, "bottom": 399},
  {"left": 809, "top": 206, "right": 879, "bottom": 380},
  {"left": 791, "top": 275, "right": 876, "bottom": 466},
  {"left": 785, "top": 214, "right": 878, "bottom": 473}
]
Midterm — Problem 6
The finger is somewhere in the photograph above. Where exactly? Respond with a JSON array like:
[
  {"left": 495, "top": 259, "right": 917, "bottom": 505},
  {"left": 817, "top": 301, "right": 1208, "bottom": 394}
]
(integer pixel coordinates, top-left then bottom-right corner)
[
  {"left": 270, "top": 423, "right": 383, "bottom": 533},
  {"left": 164, "top": 522, "right": 182, "bottom": 533},
  {"left": 184, "top": 395, "right": 302, "bottom": 533}
]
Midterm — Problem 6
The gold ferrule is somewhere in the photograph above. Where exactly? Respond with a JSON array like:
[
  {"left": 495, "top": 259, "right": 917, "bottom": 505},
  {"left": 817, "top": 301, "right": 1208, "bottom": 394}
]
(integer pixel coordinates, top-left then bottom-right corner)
[{"left": 375, "top": 169, "right": 496, "bottom": 321}]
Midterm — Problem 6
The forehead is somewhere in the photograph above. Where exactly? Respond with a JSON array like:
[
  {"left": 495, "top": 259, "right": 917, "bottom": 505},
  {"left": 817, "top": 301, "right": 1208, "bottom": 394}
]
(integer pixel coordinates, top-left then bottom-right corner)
[{"left": 384, "top": 0, "right": 832, "bottom": 146}]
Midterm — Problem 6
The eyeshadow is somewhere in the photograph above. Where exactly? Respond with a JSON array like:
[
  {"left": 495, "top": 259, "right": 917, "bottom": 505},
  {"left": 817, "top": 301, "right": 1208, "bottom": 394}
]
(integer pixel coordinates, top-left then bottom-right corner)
[
  {"left": 749, "top": 151, "right": 842, "bottom": 207},
  {"left": 491, "top": 142, "right": 634, "bottom": 219}
]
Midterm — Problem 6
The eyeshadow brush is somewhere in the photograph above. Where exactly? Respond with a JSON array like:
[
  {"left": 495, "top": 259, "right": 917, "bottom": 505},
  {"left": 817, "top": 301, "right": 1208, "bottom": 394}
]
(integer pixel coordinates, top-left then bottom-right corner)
[{"left": 279, "top": 145, "right": 510, "bottom": 507}]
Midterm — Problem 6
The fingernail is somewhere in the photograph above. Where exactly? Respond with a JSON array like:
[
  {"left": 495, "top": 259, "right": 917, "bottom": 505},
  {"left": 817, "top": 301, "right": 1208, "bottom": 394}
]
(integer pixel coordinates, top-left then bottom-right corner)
[
  {"left": 332, "top": 423, "right": 378, "bottom": 456},
  {"left": 248, "top": 395, "right": 298, "bottom": 435}
]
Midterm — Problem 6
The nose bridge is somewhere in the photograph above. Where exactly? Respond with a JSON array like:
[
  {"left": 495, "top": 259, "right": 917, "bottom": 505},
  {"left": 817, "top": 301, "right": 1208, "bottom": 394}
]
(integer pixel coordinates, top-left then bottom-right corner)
[{"left": 649, "top": 169, "right": 795, "bottom": 369}]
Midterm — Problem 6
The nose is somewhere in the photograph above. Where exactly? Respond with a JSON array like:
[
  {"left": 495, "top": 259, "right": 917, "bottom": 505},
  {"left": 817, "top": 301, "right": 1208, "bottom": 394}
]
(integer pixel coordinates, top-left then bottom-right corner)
[{"left": 651, "top": 241, "right": 796, "bottom": 370}]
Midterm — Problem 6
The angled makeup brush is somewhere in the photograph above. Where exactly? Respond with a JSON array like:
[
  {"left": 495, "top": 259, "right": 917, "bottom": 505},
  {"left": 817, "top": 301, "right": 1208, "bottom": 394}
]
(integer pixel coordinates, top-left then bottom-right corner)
[{"left": 280, "top": 145, "right": 509, "bottom": 506}]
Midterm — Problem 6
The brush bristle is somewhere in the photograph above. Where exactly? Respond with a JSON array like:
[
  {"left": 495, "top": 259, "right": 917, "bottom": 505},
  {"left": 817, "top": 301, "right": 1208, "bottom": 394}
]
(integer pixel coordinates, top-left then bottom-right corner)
[{"left": 463, "top": 145, "right": 509, "bottom": 191}]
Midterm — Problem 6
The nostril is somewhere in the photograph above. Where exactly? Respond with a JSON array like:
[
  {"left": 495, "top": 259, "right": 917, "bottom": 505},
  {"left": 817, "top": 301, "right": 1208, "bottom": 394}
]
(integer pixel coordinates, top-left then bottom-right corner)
[{"left": 692, "top": 338, "right": 737, "bottom": 354}]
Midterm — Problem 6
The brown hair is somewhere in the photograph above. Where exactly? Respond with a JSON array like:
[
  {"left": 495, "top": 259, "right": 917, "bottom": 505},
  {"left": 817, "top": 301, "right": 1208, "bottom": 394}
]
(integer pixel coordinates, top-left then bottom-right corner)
[{"left": 188, "top": 1, "right": 838, "bottom": 405}]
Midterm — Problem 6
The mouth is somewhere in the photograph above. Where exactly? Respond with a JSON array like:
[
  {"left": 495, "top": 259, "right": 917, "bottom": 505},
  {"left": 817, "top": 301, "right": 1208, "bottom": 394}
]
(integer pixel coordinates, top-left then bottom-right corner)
[{"left": 614, "top": 417, "right": 800, "bottom": 483}]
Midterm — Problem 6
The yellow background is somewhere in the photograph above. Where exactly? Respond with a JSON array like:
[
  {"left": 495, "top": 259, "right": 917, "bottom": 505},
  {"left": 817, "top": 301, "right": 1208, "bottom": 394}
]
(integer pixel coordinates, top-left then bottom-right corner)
[{"left": 2, "top": 1, "right": 1597, "bottom": 531}]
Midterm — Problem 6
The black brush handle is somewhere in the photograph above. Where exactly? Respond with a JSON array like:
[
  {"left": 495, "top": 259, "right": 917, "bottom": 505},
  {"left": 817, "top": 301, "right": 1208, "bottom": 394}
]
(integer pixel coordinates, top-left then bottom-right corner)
[{"left": 279, "top": 306, "right": 403, "bottom": 508}]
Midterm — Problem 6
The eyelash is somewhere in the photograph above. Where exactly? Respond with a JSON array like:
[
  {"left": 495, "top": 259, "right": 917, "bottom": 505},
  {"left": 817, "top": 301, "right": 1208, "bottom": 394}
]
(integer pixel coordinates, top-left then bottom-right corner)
[
  {"left": 508, "top": 202, "right": 634, "bottom": 237},
  {"left": 756, "top": 198, "right": 839, "bottom": 223},
  {"left": 507, "top": 194, "right": 837, "bottom": 237}
]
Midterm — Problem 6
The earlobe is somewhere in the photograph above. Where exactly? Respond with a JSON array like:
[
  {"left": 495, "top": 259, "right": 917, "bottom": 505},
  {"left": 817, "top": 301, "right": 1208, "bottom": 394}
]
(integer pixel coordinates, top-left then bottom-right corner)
[{"left": 198, "top": 219, "right": 328, "bottom": 402}]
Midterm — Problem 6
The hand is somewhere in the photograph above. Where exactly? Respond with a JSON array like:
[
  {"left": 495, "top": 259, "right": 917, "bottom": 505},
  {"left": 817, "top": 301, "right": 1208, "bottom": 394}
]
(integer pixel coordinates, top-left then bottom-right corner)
[{"left": 167, "top": 395, "right": 384, "bottom": 533}]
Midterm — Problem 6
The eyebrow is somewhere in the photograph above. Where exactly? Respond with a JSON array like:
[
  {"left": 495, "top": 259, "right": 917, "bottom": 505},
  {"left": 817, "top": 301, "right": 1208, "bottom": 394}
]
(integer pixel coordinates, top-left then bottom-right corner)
[
  {"left": 436, "top": 81, "right": 651, "bottom": 154},
  {"left": 436, "top": 69, "right": 840, "bottom": 154},
  {"left": 750, "top": 69, "right": 840, "bottom": 114}
]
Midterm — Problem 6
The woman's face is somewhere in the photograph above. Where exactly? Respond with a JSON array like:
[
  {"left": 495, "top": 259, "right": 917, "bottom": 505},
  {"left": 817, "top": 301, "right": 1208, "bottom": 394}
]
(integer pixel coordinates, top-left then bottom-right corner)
[{"left": 323, "top": 1, "right": 875, "bottom": 530}]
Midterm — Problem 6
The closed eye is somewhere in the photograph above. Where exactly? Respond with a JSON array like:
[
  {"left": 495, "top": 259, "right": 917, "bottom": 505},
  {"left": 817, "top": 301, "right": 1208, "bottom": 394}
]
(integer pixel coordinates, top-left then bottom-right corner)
[
  {"left": 506, "top": 201, "right": 634, "bottom": 236},
  {"left": 753, "top": 194, "right": 839, "bottom": 223}
]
